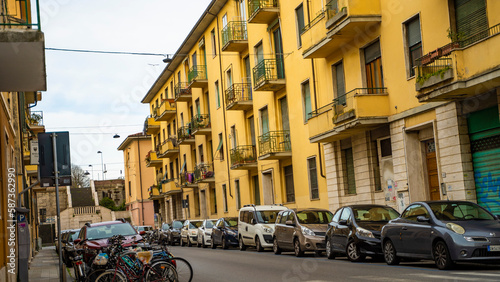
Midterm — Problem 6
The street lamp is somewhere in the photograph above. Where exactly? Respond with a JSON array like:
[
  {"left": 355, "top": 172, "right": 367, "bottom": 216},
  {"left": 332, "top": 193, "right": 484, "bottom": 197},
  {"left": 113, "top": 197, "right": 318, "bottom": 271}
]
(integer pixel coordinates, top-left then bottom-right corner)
[
  {"left": 88, "top": 164, "right": 94, "bottom": 180},
  {"left": 97, "top": 151, "right": 104, "bottom": 180}
]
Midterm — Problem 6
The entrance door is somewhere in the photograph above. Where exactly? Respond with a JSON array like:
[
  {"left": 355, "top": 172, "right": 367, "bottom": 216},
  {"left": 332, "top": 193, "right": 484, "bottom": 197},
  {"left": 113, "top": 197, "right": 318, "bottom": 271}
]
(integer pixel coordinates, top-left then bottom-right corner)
[
  {"left": 262, "top": 170, "right": 274, "bottom": 205},
  {"left": 425, "top": 139, "right": 440, "bottom": 200}
]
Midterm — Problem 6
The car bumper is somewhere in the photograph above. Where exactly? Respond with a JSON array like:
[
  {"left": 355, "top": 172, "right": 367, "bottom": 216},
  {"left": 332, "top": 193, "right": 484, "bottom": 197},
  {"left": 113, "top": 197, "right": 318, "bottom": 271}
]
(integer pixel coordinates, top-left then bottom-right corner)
[
  {"left": 225, "top": 235, "right": 239, "bottom": 246},
  {"left": 259, "top": 234, "right": 274, "bottom": 247},
  {"left": 301, "top": 235, "right": 326, "bottom": 251},
  {"left": 357, "top": 237, "right": 383, "bottom": 255}
]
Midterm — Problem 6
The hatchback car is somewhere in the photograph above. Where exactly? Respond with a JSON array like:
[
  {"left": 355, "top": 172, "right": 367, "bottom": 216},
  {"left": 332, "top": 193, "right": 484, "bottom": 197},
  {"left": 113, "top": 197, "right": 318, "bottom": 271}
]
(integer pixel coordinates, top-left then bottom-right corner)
[
  {"left": 211, "top": 217, "right": 238, "bottom": 249},
  {"left": 325, "top": 205, "right": 400, "bottom": 261},
  {"left": 165, "top": 220, "right": 184, "bottom": 245},
  {"left": 61, "top": 229, "right": 80, "bottom": 266},
  {"left": 180, "top": 220, "right": 203, "bottom": 247},
  {"left": 381, "top": 201, "right": 500, "bottom": 270},
  {"left": 197, "top": 219, "right": 216, "bottom": 248}
]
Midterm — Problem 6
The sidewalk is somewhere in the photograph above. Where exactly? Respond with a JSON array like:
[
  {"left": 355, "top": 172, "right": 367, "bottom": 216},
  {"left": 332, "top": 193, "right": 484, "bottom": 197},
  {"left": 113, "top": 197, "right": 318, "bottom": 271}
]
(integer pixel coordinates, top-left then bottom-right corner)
[{"left": 28, "top": 246, "right": 73, "bottom": 281}]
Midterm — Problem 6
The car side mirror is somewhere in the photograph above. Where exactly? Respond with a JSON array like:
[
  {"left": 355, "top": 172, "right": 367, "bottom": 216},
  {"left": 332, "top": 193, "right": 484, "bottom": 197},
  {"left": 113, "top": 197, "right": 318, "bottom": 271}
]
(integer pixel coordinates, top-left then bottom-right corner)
[
  {"left": 74, "top": 239, "right": 81, "bottom": 244},
  {"left": 285, "top": 220, "right": 295, "bottom": 226},
  {"left": 139, "top": 231, "right": 146, "bottom": 235},
  {"left": 338, "top": 220, "right": 348, "bottom": 226},
  {"left": 417, "top": 216, "right": 430, "bottom": 223},
  {"left": 251, "top": 218, "right": 257, "bottom": 225}
]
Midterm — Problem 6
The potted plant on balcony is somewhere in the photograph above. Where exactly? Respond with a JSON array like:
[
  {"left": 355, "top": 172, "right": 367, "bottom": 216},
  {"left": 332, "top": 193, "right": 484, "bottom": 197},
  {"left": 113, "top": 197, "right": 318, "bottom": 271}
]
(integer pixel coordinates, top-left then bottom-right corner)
[{"left": 443, "top": 28, "right": 464, "bottom": 55}]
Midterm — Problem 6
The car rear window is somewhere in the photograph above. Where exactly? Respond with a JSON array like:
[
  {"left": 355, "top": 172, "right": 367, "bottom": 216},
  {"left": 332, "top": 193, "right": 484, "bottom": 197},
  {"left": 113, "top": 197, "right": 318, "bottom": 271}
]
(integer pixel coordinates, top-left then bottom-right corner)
[{"left": 352, "top": 206, "right": 400, "bottom": 222}]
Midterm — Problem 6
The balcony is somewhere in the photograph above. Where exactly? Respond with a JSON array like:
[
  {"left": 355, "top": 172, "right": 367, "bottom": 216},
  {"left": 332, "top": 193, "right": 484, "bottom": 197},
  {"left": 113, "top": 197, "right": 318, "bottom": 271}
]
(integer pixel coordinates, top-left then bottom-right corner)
[
  {"left": 148, "top": 185, "right": 163, "bottom": 200},
  {"left": 156, "top": 138, "right": 179, "bottom": 158},
  {"left": 154, "top": 99, "right": 176, "bottom": 121},
  {"left": 145, "top": 150, "right": 162, "bottom": 168},
  {"left": 222, "top": 21, "right": 248, "bottom": 52},
  {"left": 178, "top": 126, "right": 195, "bottom": 145},
  {"left": 248, "top": 0, "right": 279, "bottom": 24},
  {"left": 302, "top": 0, "right": 382, "bottom": 59},
  {"left": 0, "top": 0, "right": 46, "bottom": 91},
  {"left": 179, "top": 171, "right": 198, "bottom": 188},
  {"left": 225, "top": 83, "right": 253, "bottom": 111},
  {"left": 194, "top": 163, "right": 215, "bottom": 183},
  {"left": 26, "top": 110, "right": 45, "bottom": 134},
  {"left": 416, "top": 24, "right": 500, "bottom": 102},
  {"left": 253, "top": 59, "right": 285, "bottom": 92},
  {"left": 230, "top": 145, "right": 258, "bottom": 170},
  {"left": 258, "top": 131, "right": 291, "bottom": 160},
  {"left": 191, "top": 114, "right": 211, "bottom": 135},
  {"left": 144, "top": 116, "right": 160, "bottom": 135},
  {"left": 160, "top": 178, "right": 181, "bottom": 196},
  {"left": 174, "top": 82, "right": 192, "bottom": 102},
  {"left": 308, "top": 88, "right": 389, "bottom": 143},
  {"left": 188, "top": 65, "right": 207, "bottom": 88}
]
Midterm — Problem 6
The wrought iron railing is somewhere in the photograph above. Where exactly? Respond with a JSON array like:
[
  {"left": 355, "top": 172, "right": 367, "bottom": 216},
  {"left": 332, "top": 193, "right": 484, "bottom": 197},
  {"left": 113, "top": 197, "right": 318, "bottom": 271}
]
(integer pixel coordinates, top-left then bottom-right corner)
[
  {"left": 194, "top": 163, "right": 215, "bottom": 182},
  {"left": 302, "top": 8, "right": 325, "bottom": 34},
  {"left": 191, "top": 114, "right": 211, "bottom": 132},
  {"left": 326, "top": 0, "right": 342, "bottom": 20},
  {"left": 0, "top": 0, "right": 41, "bottom": 29},
  {"left": 459, "top": 23, "right": 500, "bottom": 48},
  {"left": 333, "top": 88, "right": 388, "bottom": 116},
  {"left": 230, "top": 145, "right": 257, "bottom": 168},
  {"left": 174, "top": 82, "right": 191, "bottom": 98},
  {"left": 253, "top": 58, "right": 285, "bottom": 86},
  {"left": 178, "top": 125, "right": 194, "bottom": 142},
  {"left": 308, "top": 102, "right": 334, "bottom": 120},
  {"left": 225, "top": 83, "right": 252, "bottom": 106},
  {"left": 258, "top": 131, "right": 291, "bottom": 156},
  {"left": 188, "top": 65, "right": 207, "bottom": 84},
  {"left": 248, "top": 0, "right": 279, "bottom": 18},
  {"left": 415, "top": 57, "right": 452, "bottom": 84},
  {"left": 222, "top": 21, "right": 248, "bottom": 46}
]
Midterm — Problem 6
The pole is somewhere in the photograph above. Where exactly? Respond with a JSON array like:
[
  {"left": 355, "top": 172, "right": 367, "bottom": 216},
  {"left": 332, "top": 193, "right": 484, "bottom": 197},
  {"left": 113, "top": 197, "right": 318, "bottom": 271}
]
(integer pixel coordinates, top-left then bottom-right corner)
[
  {"left": 51, "top": 133, "right": 64, "bottom": 282},
  {"left": 100, "top": 153, "right": 104, "bottom": 180}
]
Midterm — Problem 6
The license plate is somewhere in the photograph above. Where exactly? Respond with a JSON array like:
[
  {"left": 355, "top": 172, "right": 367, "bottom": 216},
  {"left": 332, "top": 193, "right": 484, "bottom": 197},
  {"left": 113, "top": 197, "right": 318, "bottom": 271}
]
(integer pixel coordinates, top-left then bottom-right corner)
[{"left": 487, "top": 245, "right": 500, "bottom": 252}]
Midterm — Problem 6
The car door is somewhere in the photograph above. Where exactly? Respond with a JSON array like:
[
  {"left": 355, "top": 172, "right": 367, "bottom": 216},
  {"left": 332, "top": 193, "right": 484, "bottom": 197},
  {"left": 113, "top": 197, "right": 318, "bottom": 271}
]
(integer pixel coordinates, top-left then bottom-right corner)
[
  {"left": 400, "top": 204, "right": 433, "bottom": 256},
  {"left": 274, "top": 211, "right": 285, "bottom": 245},
  {"left": 245, "top": 211, "right": 257, "bottom": 246},
  {"left": 328, "top": 208, "right": 343, "bottom": 251},
  {"left": 213, "top": 219, "right": 223, "bottom": 244},
  {"left": 336, "top": 208, "right": 352, "bottom": 252},
  {"left": 283, "top": 211, "right": 296, "bottom": 249}
]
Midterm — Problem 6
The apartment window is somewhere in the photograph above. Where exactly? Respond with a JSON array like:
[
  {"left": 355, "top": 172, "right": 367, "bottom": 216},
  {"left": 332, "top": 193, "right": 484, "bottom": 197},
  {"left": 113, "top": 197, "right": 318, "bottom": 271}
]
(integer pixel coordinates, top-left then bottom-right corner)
[
  {"left": 192, "top": 51, "right": 197, "bottom": 67},
  {"left": 343, "top": 147, "right": 356, "bottom": 194},
  {"left": 211, "top": 29, "right": 217, "bottom": 57},
  {"left": 239, "top": 0, "right": 247, "bottom": 22},
  {"left": 405, "top": 16, "right": 422, "bottom": 77},
  {"left": 235, "top": 180, "right": 241, "bottom": 210},
  {"left": 364, "top": 40, "right": 384, "bottom": 89},
  {"left": 222, "top": 184, "right": 228, "bottom": 212},
  {"left": 248, "top": 116, "right": 256, "bottom": 146},
  {"left": 128, "top": 181, "right": 132, "bottom": 196},
  {"left": 284, "top": 165, "right": 295, "bottom": 203},
  {"left": 165, "top": 87, "right": 168, "bottom": 99},
  {"left": 333, "top": 61, "right": 346, "bottom": 104},
  {"left": 302, "top": 80, "right": 312, "bottom": 122},
  {"left": 308, "top": 157, "right": 319, "bottom": 199},
  {"left": 255, "top": 42, "right": 264, "bottom": 65},
  {"left": 40, "top": 208, "right": 46, "bottom": 223},
  {"left": 169, "top": 162, "right": 174, "bottom": 179},
  {"left": 295, "top": 4, "right": 305, "bottom": 47},
  {"left": 230, "top": 125, "right": 237, "bottom": 149},
  {"left": 253, "top": 175, "right": 260, "bottom": 205},
  {"left": 170, "top": 81, "right": 174, "bottom": 97},
  {"left": 260, "top": 107, "right": 269, "bottom": 134},
  {"left": 215, "top": 81, "right": 220, "bottom": 108},
  {"left": 226, "top": 68, "right": 233, "bottom": 87},
  {"left": 222, "top": 13, "right": 227, "bottom": 28},
  {"left": 198, "top": 144, "right": 204, "bottom": 163}
]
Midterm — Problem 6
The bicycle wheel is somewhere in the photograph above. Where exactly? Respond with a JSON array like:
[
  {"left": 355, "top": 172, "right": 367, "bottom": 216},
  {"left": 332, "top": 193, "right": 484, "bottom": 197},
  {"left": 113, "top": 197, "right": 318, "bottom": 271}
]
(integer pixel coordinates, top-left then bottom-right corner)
[
  {"left": 170, "top": 257, "right": 193, "bottom": 282},
  {"left": 146, "top": 260, "right": 178, "bottom": 282},
  {"left": 95, "top": 270, "right": 126, "bottom": 282}
]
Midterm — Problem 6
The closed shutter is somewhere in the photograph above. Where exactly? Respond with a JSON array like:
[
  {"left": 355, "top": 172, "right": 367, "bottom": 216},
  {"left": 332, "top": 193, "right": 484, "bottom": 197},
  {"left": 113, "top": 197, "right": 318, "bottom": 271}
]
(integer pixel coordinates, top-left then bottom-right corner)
[
  {"left": 345, "top": 148, "right": 356, "bottom": 194},
  {"left": 455, "top": 0, "right": 488, "bottom": 38},
  {"left": 468, "top": 107, "right": 500, "bottom": 215}
]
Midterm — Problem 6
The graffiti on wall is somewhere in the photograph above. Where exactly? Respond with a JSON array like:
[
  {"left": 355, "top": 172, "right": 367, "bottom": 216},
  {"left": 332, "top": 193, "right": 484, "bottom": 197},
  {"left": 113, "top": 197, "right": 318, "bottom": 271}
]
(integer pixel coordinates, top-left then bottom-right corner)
[{"left": 474, "top": 171, "right": 500, "bottom": 214}]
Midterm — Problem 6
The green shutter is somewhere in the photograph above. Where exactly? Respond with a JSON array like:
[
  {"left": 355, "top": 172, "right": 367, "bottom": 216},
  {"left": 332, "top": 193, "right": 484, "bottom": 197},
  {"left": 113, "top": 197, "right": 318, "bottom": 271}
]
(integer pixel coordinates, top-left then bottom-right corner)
[
  {"left": 455, "top": 0, "right": 488, "bottom": 38},
  {"left": 345, "top": 148, "right": 356, "bottom": 194}
]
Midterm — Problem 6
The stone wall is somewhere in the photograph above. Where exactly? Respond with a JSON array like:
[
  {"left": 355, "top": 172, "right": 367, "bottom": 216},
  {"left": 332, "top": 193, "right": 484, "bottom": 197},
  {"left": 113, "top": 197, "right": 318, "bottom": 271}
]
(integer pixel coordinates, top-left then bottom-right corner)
[{"left": 36, "top": 186, "right": 70, "bottom": 218}]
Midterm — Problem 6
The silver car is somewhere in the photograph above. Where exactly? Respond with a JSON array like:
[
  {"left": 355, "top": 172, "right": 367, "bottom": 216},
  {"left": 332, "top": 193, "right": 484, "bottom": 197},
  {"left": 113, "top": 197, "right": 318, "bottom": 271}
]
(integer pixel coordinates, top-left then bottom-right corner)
[{"left": 197, "top": 219, "right": 216, "bottom": 248}]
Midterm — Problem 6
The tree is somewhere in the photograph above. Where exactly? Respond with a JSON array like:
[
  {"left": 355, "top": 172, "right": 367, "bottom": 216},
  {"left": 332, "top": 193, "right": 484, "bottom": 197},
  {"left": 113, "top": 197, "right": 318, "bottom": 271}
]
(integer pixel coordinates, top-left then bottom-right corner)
[
  {"left": 99, "top": 197, "right": 126, "bottom": 211},
  {"left": 71, "top": 163, "right": 90, "bottom": 188}
]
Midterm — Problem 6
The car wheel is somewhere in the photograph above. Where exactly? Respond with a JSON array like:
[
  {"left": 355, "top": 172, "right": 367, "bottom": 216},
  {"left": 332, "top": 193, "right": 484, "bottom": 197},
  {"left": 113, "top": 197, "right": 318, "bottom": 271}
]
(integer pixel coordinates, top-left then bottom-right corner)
[
  {"left": 256, "top": 236, "right": 264, "bottom": 252},
  {"left": 383, "top": 239, "right": 400, "bottom": 265},
  {"left": 273, "top": 237, "right": 281, "bottom": 255},
  {"left": 222, "top": 236, "right": 228, "bottom": 249},
  {"left": 326, "top": 239, "right": 335, "bottom": 260},
  {"left": 347, "top": 240, "right": 365, "bottom": 262},
  {"left": 294, "top": 238, "right": 304, "bottom": 257},
  {"left": 433, "top": 241, "right": 454, "bottom": 270},
  {"left": 239, "top": 237, "right": 246, "bottom": 251},
  {"left": 211, "top": 236, "right": 217, "bottom": 249}
]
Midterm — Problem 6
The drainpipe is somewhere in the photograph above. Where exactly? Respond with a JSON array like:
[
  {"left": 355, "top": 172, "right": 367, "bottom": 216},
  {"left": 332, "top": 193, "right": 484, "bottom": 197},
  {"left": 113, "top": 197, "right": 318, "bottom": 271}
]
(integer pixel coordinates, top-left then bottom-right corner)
[{"left": 137, "top": 137, "right": 145, "bottom": 225}]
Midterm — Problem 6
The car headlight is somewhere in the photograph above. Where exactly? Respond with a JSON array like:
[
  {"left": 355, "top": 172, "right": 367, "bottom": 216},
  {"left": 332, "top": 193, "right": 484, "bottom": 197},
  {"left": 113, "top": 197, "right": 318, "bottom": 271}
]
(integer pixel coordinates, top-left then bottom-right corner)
[
  {"left": 301, "top": 226, "right": 315, "bottom": 236},
  {"left": 190, "top": 230, "right": 197, "bottom": 235},
  {"left": 227, "top": 230, "right": 236, "bottom": 236},
  {"left": 356, "top": 227, "right": 375, "bottom": 238},
  {"left": 446, "top": 223, "right": 465, "bottom": 235},
  {"left": 263, "top": 226, "right": 273, "bottom": 234}
]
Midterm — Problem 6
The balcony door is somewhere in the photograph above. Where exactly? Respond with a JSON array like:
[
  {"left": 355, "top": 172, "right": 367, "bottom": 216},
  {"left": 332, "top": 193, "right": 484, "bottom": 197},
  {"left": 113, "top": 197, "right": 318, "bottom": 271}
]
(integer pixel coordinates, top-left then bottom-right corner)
[
  {"left": 280, "top": 97, "right": 289, "bottom": 132},
  {"left": 364, "top": 41, "right": 384, "bottom": 90},
  {"left": 273, "top": 27, "right": 285, "bottom": 79}
]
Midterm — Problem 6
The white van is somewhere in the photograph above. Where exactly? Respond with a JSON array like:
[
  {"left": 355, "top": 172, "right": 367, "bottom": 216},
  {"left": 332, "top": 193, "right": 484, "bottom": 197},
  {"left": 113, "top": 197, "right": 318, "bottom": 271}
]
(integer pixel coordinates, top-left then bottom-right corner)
[{"left": 238, "top": 204, "right": 287, "bottom": 252}]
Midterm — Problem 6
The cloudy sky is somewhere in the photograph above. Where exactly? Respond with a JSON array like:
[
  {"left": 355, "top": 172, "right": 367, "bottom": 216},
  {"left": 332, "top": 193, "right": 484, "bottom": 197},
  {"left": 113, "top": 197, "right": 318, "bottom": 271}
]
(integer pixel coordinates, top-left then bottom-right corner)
[{"left": 37, "top": 0, "right": 211, "bottom": 180}]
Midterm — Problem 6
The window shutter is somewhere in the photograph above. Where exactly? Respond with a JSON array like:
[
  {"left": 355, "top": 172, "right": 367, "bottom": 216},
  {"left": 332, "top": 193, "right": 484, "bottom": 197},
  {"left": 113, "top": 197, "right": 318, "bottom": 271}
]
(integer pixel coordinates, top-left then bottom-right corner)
[
  {"left": 364, "top": 41, "right": 381, "bottom": 64},
  {"left": 407, "top": 18, "right": 421, "bottom": 47}
]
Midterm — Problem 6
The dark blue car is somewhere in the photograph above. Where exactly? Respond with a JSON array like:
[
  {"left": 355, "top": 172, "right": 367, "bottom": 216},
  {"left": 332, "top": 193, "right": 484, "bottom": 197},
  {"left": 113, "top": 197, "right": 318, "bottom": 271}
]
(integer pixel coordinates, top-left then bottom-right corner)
[{"left": 211, "top": 217, "right": 238, "bottom": 249}]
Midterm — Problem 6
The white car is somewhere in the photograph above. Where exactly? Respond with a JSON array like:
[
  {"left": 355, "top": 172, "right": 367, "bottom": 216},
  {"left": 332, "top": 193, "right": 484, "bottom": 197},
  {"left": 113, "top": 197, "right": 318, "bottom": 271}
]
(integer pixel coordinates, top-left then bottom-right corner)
[
  {"left": 197, "top": 219, "right": 216, "bottom": 248},
  {"left": 180, "top": 220, "right": 203, "bottom": 247},
  {"left": 238, "top": 204, "right": 287, "bottom": 252}
]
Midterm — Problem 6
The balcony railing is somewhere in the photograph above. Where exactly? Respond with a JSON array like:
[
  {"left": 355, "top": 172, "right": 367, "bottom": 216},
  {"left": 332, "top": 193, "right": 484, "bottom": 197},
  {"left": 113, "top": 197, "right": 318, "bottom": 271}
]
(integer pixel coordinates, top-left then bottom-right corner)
[
  {"left": 191, "top": 114, "right": 211, "bottom": 133},
  {"left": 333, "top": 88, "right": 387, "bottom": 121},
  {"left": 156, "top": 138, "right": 179, "bottom": 158},
  {"left": 230, "top": 145, "right": 257, "bottom": 169},
  {"left": 222, "top": 21, "right": 248, "bottom": 50},
  {"left": 178, "top": 125, "right": 195, "bottom": 143},
  {"left": 174, "top": 82, "right": 192, "bottom": 101},
  {"left": 188, "top": 65, "right": 207, "bottom": 85},
  {"left": 145, "top": 150, "right": 162, "bottom": 167},
  {"left": 325, "top": 0, "right": 342, "bottom": 21},
  {"left": 248, "top": 0, "right": 279, "bottom": 24},
  {"left": 415, "top": 57, "right": 452, "bottom": 85},
  {"left": 144, "top": 116, "right": 160, "bottom": 135},
  {"left": 225, "top": 83, "right": 252, "bottom": 110},
  {"left": 302, "top": 8, "right": 325, "bottom": 34},
  {"left": 0, "top": 0, "right": 41, "bottom": 29},
  {"left": 458, "top": 23, "right": 500, "bottom": 48},
  {"left": 258, "top": 130, "right": 291, "bottom": 156},
  {"left": 253, "top": 58, "right": 285, "bottom": 89},
  {"left": 194, "top": 163, "right": 215, "bottom": 183}
]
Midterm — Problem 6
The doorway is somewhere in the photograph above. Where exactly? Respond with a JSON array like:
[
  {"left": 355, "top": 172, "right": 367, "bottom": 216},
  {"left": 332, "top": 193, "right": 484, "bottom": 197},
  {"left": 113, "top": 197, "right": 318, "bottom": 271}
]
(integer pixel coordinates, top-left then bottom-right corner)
[
  {"left": 425, "top": 139, "right": 440, "bottom": 200},
  {"left": 262, "top": 170, "right": 274, "bottom": 205}
]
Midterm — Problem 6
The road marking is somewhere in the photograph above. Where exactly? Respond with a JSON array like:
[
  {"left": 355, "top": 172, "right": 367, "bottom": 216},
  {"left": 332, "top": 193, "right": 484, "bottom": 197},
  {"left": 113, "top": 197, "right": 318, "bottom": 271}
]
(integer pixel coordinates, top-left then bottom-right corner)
[
  {"left": 451, "top": 272, "right": 500, "bottom": 277},
  {"left": 410, "top": 273, "right": 498, "bottom": 281}
]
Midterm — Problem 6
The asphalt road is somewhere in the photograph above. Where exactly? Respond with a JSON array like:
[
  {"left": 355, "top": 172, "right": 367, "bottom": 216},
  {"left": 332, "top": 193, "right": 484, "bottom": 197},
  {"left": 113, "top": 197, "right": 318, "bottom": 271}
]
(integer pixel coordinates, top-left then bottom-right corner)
[{"left": 168, "top": 244, "right": 500, "bottom": 282}]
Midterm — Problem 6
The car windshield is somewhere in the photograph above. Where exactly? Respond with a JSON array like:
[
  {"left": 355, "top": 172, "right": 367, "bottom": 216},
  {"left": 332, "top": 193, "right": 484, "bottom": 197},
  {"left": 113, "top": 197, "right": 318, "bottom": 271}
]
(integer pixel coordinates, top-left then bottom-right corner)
[
  {"left": 189, "top": 221, "right": 203, "bottom": 229},
  {"left": 429, "top": 202, "right": 495, "bottom": 221},
  {"left": 205, "top": 220, "right": 214, "bottom": 228},
  {"left": 255, "top": 211, "right": 280, "bottom": 224},
  {"left": 86, "top": 223, "right": 136, "bottom": 240},
  {"left": 70, "top": 232, "right": 79, "bottom": 241},
  {"left": 297, "top": 211, "right": 333, "bottom": 224},
  {"left": 162, "top": 224, "right": 170, "bottom": 230},
  {"left": 172, "top": 221, "right": 184, "bottom": 229},
  {"left": 225, "top": 218, "right": 238, "bottom": 227},
  {"left": 352, "top": 206, "right": 400, "bottom": 222}
]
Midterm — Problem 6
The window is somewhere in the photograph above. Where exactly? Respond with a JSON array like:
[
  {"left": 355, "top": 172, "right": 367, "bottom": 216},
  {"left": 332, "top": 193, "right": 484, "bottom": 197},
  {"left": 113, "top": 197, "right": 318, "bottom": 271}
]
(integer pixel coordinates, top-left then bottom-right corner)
[
  {"left": 248, "top": 116, "right": 256, "bottom": 146},
  {"left": 280, "top": 97, "right": 289, "bottom": 132},
  {"left": 308, "top": 157, "right": 319, "bottom": 199},
  {"left": 230, "top": 126, "right": 237, "bottom": 149},
  {"left": 302, "top": 80, "right": 312, "bottom": 122},
  {"left": 343, "top": 147, "right": 356, "bottom": 194},
  {"left": 401, "top": 204, "right": 430, "bottom": 222},
  {"left": 284, "top": 165, "right": 295, "bottom": 202},
  {"left": 239, "top": 0, "right": 247, "bottom": 21},
  {"left": 340, "top": 208, "right": 352, "bottom": 222},
  {"left": 226, "top": 68, "right": 232, "bottom": 87},
  {"left": 192, "top": 51, "right": 197, "bottom": 67},
  {"left": 198, "top": 144, "right": 204, "bottom": 163},
  {"left": 210, "top": 185, "right": 217, "bottom": 214},
  {"left": 273, "top": 27, "right": 285, "bottom": 79},
  {"left": 211, "top": 29, "right": 217, "bottom": 57},
  {"left": 295, "top": 4, "right": 305, "bottom": 47},
  {"left": 333, "top": 61, "right": 345, "bottom": 104},
  {"left": 364, "top": 40, "right": 384, "bottom": 89},
  {"left": 222, "top": 184, "right": 228, "bottom": 212},
  {"left": 253, "top": 175, "right": 260, "bottom": 205},
  {"left": 260, "top": 107, "right": 269, "bottom": 135},
  {"left": 380, "top": 138, "right": 392, "bottom": 158},
  {"left": 332, "top": 208, "right": 342, "bottom": 223},
  {"left": 222, "top": 13, "right": 227, "bottom": 28},
  {"left": 235, "top": 180, "right": 241, "bottom": 210},
  {"left": 405, "top": 16, "right": 422, "bottom": 77},
  {"left": 128, "top": 181, "right": 131, "bottom": 196},
  {"left": 255, "top": 42, "right": 264, "bottom": 65},
  {"left": 218, "top": 133, "right": 224, "bottom": 160},
  {"left": 215, "top": 81, "right": 220, "bottom": 108}
]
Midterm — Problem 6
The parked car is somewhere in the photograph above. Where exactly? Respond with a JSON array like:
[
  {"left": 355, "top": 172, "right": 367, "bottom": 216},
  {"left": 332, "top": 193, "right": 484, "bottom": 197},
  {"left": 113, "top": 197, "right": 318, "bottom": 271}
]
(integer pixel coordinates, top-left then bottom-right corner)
[
  {"left": 61, "top": 229, "right": 80, "bottom": 266},
  {"left": 74, "top": 219, "right": 142, "bottom": 263},
  {"left": 238, "top": 204, "right": 287, "bottom": 252},
  {"left": 165, "top": 220, "right": 184, "bottom": 245},
  {"left": 197, "top": 219, "right": 216, "bottom": 248},
  {"left": 135, "top": 225, "right": 153, "bottom": 234},
  {"left": 381, "top": 200, "right": 500, "bottom": 270},
  {"left": 211, "top": 217, "right": 239, "bottom": 249},
  {"left": 55, "top": 230, "right": 70, "bottom": 254},
  {"left": 180, "top": 220, "right": 203, "bottom": 247},
  {"left": 273, "top": 208, "right": 333, "bottom": 257},
  {"left": 160, "top": 222, "right": 170, "bottom": 243},
  {"left": 325, "top": 205, "right": 400, "bottom": 261}
]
